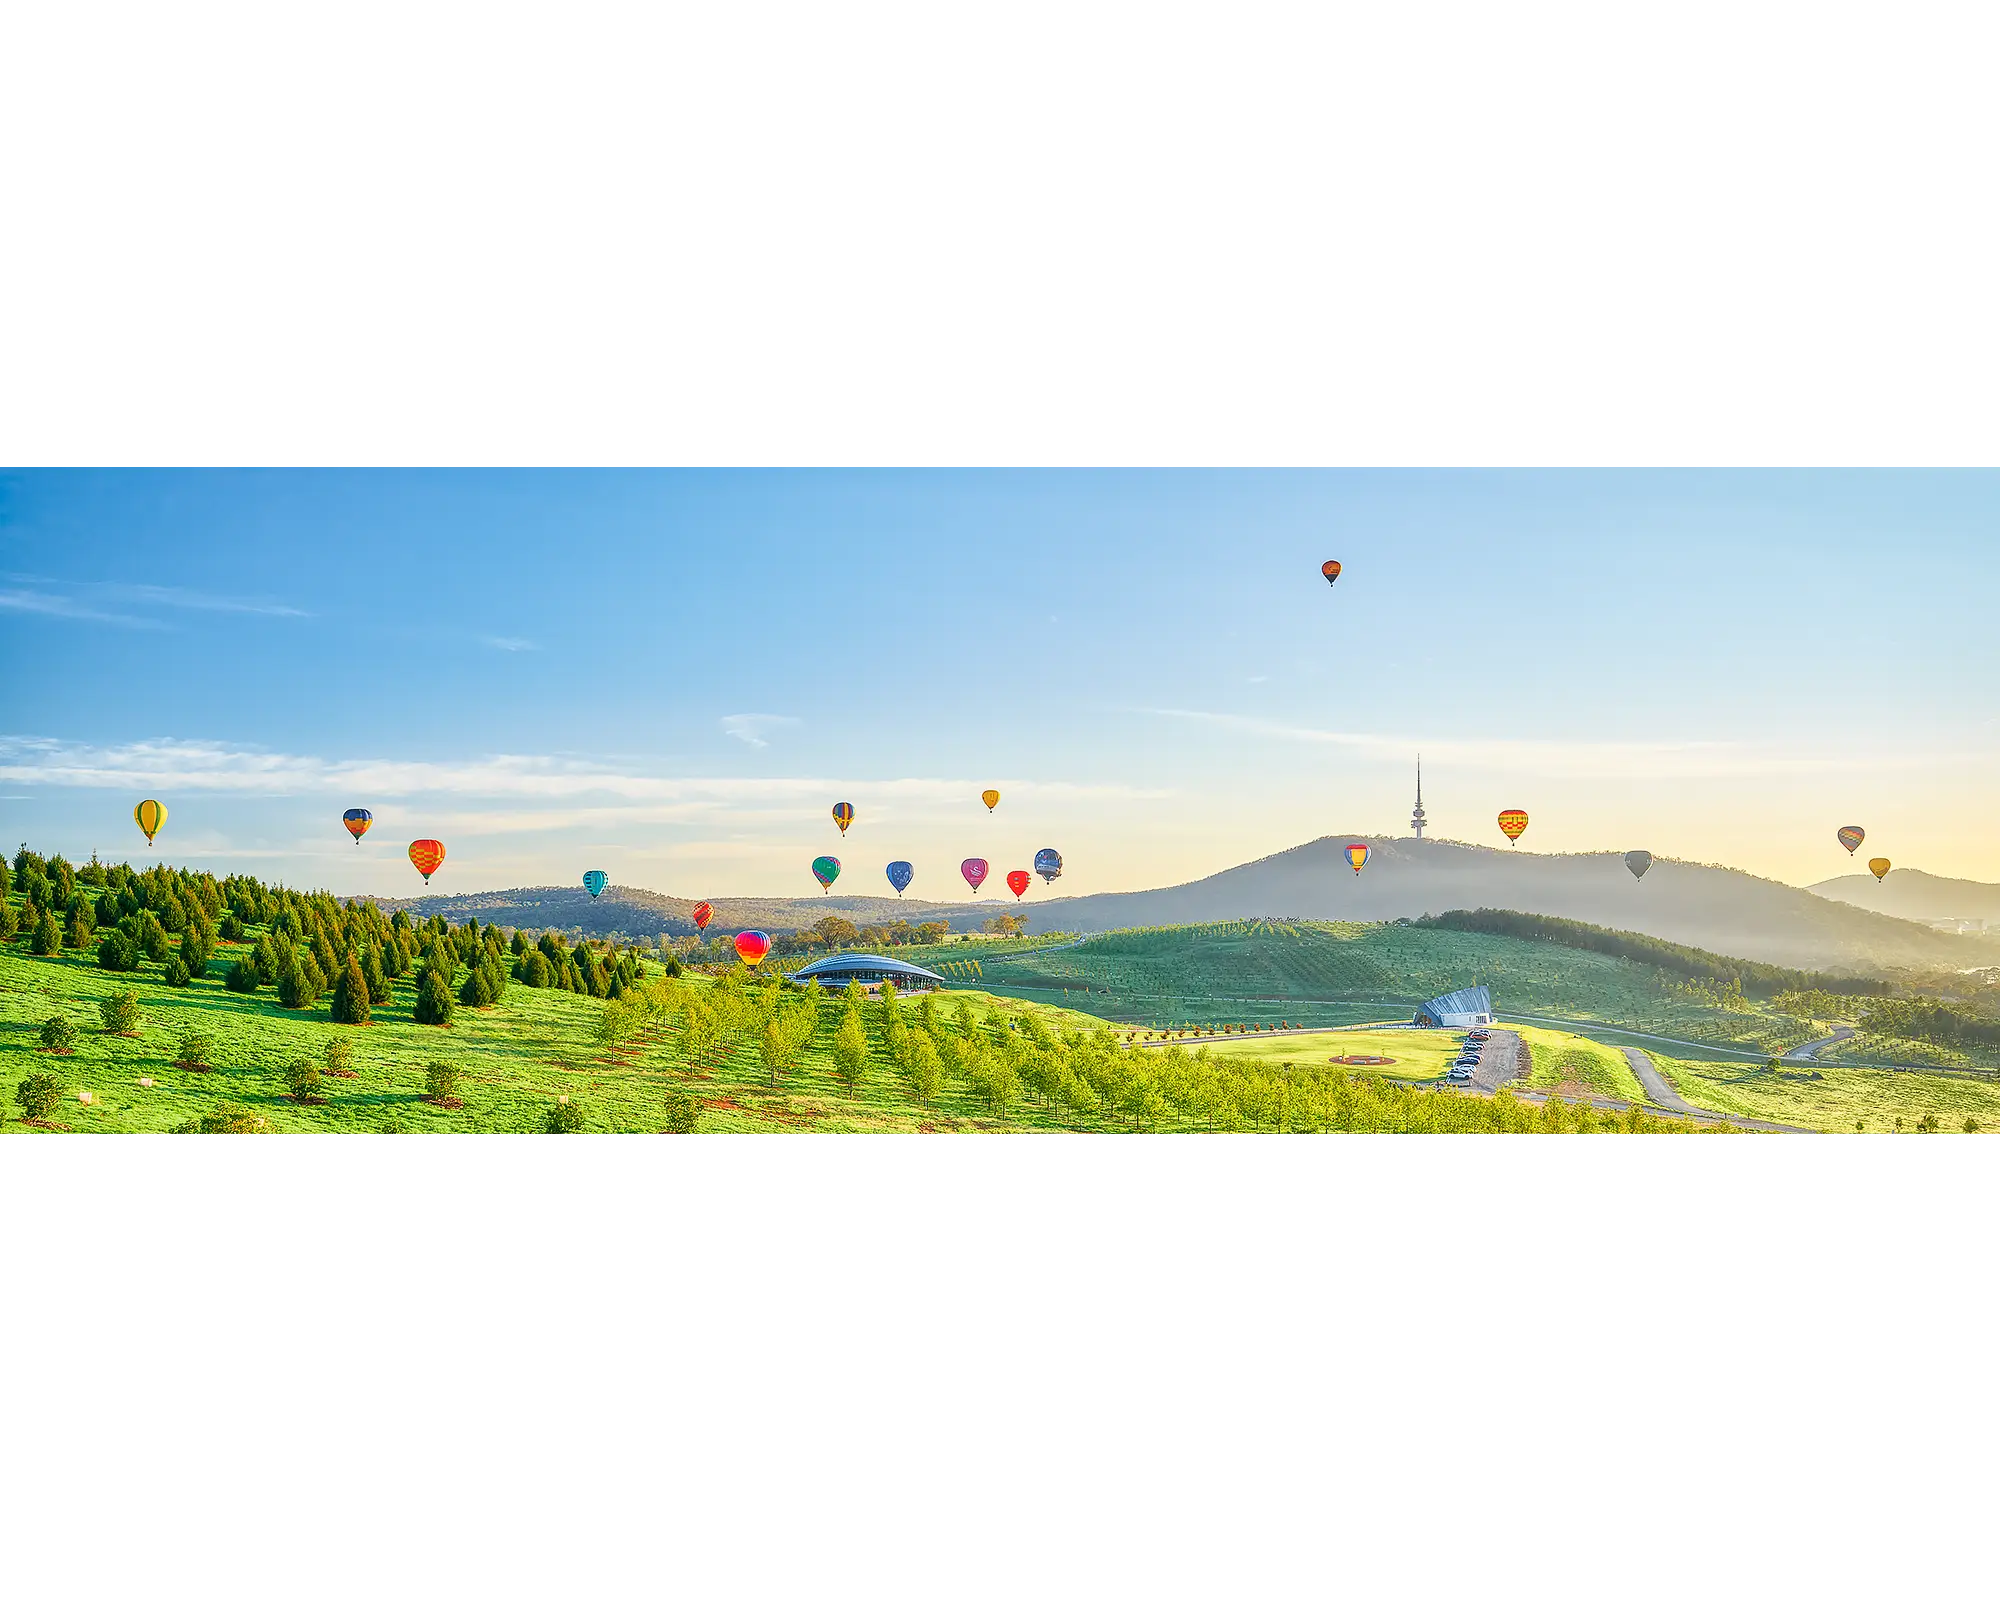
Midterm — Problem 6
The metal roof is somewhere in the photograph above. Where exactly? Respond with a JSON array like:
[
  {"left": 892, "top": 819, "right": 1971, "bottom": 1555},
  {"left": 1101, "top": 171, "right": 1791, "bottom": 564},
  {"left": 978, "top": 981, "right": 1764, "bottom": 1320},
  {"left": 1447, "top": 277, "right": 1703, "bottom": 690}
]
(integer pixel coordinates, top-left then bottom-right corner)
[
  {"left": 1416, "top": 985, "right": 1493, "bottom": 1022},
  {"left": 790, "top": 951, "right": 947, "bottom": 984}
]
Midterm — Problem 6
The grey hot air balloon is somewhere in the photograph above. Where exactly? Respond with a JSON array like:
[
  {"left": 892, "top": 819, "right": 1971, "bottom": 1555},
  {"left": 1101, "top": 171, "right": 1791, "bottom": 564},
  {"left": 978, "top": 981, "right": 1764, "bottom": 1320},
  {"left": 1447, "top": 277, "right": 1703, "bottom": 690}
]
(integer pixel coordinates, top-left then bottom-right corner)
[{"left": 1624, "top": 850, "right": 1652, "bottom": 881}]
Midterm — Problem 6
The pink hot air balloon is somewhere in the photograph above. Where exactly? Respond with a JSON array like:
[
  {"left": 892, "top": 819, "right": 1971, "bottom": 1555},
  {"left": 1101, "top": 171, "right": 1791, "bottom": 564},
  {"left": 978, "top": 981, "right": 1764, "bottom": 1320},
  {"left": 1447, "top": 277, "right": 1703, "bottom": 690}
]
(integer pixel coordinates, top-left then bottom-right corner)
[{"left": 961, "top": 858, "right": 990, "bottom": 893}]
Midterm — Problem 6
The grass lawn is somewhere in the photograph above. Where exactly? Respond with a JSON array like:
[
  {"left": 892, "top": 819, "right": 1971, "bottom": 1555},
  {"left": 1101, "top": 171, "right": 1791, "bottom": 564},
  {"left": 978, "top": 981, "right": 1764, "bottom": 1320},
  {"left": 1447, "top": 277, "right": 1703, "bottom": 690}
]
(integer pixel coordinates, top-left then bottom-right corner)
[
  {"left": 1516, "top": 1025, "right": 1647, "bottom": 1104},
  {"left": 1651, "top": 1052, "right": 2000, "bottom": 1134},
  {"left": 1168, "top": 1027, "right": 1456, "bottom": 1082}
]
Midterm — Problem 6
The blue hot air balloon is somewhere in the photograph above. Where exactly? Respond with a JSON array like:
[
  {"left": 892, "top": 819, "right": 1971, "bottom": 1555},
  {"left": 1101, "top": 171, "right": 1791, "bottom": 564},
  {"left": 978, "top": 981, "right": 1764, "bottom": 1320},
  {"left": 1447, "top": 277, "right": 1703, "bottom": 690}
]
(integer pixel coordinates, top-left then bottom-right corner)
[
  {"left": 886, "top": 860, "right": 914, "bottom": 896},
  {"left": 1034, "top": 847, "right": 1063, "bottom": 884},
  {"left": 583, "top": 870, "right": 609, "bottom": 898}
]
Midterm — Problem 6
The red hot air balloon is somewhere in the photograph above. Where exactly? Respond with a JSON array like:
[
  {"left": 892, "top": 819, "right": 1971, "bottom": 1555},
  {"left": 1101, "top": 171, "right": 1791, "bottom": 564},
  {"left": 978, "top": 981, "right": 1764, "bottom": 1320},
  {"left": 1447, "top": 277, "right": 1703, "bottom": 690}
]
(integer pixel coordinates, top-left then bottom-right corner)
[
  {"left": 1321, "top": 560, "right": 1343, "bottom": 585},
  {"left": 692, "top": 902, "right": 713, "bottom": 933},
  {"left": 1005, "top": 869, "right": 1031, "bottom": 900},
  {"left": 734, "top": 929, "right": 772, "bottom": 967},
  {"left": 408, "top": 839, "right": 446, "bottom": 885},
  {"left": 961, "top": 858, "right": 990, "bottom": 893}
]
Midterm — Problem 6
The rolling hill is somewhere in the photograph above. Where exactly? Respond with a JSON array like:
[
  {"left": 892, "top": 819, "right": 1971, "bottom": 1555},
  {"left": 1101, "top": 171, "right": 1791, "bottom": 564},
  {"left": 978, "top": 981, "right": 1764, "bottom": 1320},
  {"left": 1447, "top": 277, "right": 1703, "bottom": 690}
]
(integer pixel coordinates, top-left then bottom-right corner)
[
  {"left": 1808, "top": 869, "right": 2000, "bottom": 927},
  {"left": 367, "top": 882, "right": 969, "bottom": 939}
]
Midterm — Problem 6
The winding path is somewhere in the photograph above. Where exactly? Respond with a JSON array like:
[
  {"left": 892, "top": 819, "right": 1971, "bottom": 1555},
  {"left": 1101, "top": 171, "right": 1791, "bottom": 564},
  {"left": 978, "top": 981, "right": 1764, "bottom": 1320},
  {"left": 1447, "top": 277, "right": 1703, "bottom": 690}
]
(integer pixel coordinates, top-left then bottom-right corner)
[{"left": 1620, "top": 1046, "right": 1699, "bottom": 1114}]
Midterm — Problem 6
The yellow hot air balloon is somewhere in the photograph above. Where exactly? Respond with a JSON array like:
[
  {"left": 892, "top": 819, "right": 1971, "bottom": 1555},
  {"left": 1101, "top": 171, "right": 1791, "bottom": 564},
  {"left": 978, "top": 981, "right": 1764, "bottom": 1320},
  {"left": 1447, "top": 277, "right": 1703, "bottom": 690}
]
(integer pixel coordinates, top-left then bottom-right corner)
[
  {"left": 1868, "top": 857, "right": 1891, "bottom": 883},
  {"left": 981, "top": 789, "right": 1001, "bottom": 813},
  {"left": 134, "top": 799, "right": 167, "bottom": 846}
]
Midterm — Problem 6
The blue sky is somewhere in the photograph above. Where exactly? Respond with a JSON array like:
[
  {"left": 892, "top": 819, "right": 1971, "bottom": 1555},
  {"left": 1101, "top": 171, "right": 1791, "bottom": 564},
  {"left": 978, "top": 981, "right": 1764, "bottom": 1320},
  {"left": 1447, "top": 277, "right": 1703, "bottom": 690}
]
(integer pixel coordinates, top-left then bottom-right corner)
[{"left": 4, "top": 470, "right": 1996, "bottom": 899}]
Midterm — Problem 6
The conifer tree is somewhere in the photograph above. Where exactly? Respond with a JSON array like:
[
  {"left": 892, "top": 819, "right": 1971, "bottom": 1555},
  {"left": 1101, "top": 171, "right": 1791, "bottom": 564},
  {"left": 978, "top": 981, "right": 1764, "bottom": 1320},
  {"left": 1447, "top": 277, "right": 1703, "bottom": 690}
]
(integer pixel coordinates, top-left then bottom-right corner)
[
  {"left": 331, "top": 954, "right": 371, "bottom": 1025},
  {"left": 30, "top": 909, "right": 60, "bottom": 956},
  {"left": 361, "top": 943, "right": 390, "bottom": 1004},
  {"left": 64, "top": 896, "right": 96, "bottom": 951},
  {"left": 413, "top": 964, "right": 455, "bottom": 1026}
]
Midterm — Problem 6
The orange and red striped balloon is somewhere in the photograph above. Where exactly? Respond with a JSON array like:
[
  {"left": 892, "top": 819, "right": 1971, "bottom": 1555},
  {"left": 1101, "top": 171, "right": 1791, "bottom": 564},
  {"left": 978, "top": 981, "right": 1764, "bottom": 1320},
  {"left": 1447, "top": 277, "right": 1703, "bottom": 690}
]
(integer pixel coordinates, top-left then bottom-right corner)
[
  {"left": 408, "top": 839, "right": 446, "bottom": 884},
  {"left": 692, "top": 901, "right": 713, "bottom": 933}
]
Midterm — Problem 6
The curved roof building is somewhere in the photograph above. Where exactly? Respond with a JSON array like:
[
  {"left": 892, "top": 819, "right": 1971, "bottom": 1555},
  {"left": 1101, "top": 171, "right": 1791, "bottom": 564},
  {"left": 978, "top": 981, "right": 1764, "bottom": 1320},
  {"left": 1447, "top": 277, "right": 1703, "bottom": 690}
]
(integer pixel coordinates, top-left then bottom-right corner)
[
  {"left": 1414, "top": 985, "right": 1493, "bottom": 1028},
  {"left": 789, "top": 951, "right": 947, "bottom": 991}
]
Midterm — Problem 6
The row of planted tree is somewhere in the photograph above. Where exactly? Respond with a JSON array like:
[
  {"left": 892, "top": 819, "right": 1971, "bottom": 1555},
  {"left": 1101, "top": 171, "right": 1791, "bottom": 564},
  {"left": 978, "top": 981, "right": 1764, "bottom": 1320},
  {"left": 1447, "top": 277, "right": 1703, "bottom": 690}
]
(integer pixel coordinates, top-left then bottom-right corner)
[{"left": 597, "top": 968, "right": 1722, "bottom": 1134}]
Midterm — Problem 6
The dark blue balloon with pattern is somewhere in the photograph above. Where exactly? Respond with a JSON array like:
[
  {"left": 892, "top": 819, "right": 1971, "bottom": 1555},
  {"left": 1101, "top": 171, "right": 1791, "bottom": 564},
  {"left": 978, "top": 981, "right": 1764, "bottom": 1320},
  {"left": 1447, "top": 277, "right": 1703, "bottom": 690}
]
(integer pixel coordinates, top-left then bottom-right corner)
[{"left": 885, "top": 860, "right": 914, "bottom": 896}]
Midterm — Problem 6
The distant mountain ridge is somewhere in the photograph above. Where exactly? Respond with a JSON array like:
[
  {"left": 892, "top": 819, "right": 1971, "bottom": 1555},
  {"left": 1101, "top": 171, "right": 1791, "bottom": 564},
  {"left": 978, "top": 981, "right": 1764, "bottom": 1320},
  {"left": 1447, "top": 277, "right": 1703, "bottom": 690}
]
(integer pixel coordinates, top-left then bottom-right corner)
[
  {"left": 1808, "top": 869, "right": 2000, "bottom": 925},
  {"left": 366, "top": 882, "right": 968, "bottom": 938}
]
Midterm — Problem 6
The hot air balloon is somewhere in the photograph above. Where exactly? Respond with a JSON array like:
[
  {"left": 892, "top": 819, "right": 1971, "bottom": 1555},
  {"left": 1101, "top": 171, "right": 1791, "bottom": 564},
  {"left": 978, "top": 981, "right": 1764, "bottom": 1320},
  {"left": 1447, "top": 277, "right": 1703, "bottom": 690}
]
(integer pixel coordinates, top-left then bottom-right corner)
[
  {"left": 981, "top": 789, "right": 1000, "bottom": 813},
  {"left": 1343, "top": 842, "right": 1370, "bottom": 875},
  {"left": 1497, "top": 809, "right": 1529, "bottom": 845},
  {"left": 734, "top": 930, "right": 772, "bottom": 967},
  {"left": 832, "top": 802, "right": 854, "bottom": 835},
  {"left": 343, "top": 808, "right": 373, "bottom": 844},
  {"left": 1034, "top": 847, "right": 1063, "bottom": 884},
  {"left": 408, "top": 839, "right": 446, "bottom": 885},
  {"left": 583, "top": 870, "right": 608, "bottom": 898},
  {"left": 1006, "top": 869, "right": 1031, "bottom": 900},
  {"left": 133, "top": 799, "right": 166, "bottom": 846},
  {"left": 812, "top": 856, "right": 841, "bottom": 893},
  {"left": 1868, "top": 857, "right": 1892, "bottom": 883},
  {"left": 1624, "top": 851, "right": 1652, "bottom": 881},
  {"left": 692, "top": 902, "right": 713, "bottom": 933},
  {"left": 886, "top": 860, "right": 914, "bottom": 896},
  {"left": 1321, "top": 559, "right": 1342, "bottom": 586},
  {"left": 1837, "top": 825, "right": 1866, "bottom": 855},
  {"left": 961, "top": 858, "right": 990, "bottom": 893}
]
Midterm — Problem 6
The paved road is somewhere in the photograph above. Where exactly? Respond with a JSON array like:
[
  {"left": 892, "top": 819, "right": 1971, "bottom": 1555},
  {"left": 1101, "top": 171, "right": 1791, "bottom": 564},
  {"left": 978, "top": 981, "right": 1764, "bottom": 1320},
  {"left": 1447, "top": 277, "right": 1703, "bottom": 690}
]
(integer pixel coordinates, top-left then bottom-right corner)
[
  {"left": 1785, "top": 1024, "right": 1856, "bottom": 1061},
  {"left": 1620, "top": 1046, "right": 1700, "bottom": 1114}
]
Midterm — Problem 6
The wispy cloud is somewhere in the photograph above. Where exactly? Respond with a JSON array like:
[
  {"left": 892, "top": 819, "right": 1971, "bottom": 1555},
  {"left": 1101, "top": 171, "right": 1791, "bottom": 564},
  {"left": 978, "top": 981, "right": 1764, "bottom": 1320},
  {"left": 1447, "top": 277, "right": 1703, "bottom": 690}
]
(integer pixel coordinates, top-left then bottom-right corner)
[
  {"left": 720, "top": 713, "right": 798, "bottom": 749},
  {"left": 483, "top": 636, "right": 539, "bottom": 652},
  {"left": 0, "top": 589, "right": 168, "bottom": 628},
  {"left": 0, "top": 574, "right": 307, "bottom": 623},
  {"left": 93, "top": 583, "right": 308, "bottom": 618}
]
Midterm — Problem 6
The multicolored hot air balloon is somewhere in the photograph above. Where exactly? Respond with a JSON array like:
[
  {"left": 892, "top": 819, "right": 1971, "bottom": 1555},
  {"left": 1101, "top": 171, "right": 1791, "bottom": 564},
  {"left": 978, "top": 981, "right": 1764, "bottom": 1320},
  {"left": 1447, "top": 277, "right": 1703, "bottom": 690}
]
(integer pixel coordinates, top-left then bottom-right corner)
[
  {"left": 981, "top": 789, "right": 1001, "bottom": 813},
  {"left": 886, "top": 860, "right": 914, "bottom": 896},
  {"left": 812, "top": 855, "right": 841, "bottom": 893},
  {"left": 1006, "top": 869, "right": 1031, "bottom": 900},
  {"left": 1868, "top": 857, "right": 1892, "bottom": 883},
  {"left": 832, "top": 802, "right": 854, "bottom": 835},
  {"left": 1497, "top": 809, "right": 1529, "bottom": 845},
  {"left": 734, "top": 929, "right": 771, "bottom": 967},
  {"left": 1343, "top": 842, "right": 1370, "bottom": 875},
  {"left": 961, "top": 858, "right": 990, "bottom": 893},
  {"left": 692, "top": 901, "right": 713, "bottom": 933},
  {"left": 343, "top": 808, "right": 373, "bottom": 844},
  {"left": 1322, "top": 559, "right": 1343, "bottom": 586},
  {"left": 1034, "top": 847, "right": 1063, "bottom": 884},
  {"left": 583, "top": 870, "right": 608, "bottom": 898},
  {"left": 1837, "top": 825, "right": 1866, "bottom": 855},
  {"left": 1624, "top": 850, "right": 1652, "bottom": 881},
  {"left": 408, "top": 839, "right": 446, "bottom": 885},
  {"left": 133, "top": 799, "right": 166, "bottom": 846}
]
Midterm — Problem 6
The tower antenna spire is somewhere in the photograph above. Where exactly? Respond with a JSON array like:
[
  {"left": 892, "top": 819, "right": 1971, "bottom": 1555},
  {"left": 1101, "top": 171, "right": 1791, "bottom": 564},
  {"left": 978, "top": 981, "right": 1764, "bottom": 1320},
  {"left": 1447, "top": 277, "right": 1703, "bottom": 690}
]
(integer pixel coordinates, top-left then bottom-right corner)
[{"left": 1411, "top": 755, "right": 1426, "bottom": 838}]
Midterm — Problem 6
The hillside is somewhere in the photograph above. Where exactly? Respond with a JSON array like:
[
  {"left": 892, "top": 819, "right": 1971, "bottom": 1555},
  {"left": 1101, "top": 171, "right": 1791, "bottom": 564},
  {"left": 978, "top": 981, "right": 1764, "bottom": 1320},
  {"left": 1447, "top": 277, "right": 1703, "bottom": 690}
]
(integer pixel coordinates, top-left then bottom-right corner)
[
  {"left": 1808, "top": 869, "right": 2000, "bottom": 927},
  {"left": 1008, "top": 837, "right": 1998, "bottom": 974},
  {"left": 367, "top": 883, "right": 969, "bottom": 938}
]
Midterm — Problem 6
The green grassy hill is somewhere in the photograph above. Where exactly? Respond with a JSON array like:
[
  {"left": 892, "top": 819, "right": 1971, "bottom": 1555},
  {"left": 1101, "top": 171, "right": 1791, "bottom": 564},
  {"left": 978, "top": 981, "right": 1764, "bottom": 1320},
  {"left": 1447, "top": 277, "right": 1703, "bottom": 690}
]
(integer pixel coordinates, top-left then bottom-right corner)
[{"left": 971, "top": 918, "right": 1822, "bottom": 1053}]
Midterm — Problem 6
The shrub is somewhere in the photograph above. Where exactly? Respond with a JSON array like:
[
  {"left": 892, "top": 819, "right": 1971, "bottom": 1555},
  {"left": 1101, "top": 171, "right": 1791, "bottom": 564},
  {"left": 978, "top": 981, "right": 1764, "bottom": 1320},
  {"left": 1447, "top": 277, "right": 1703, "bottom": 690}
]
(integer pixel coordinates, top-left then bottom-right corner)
[
  {"left": 174, "top": 1103, "right": 269, "bottom": 1134},
  {"left": 0, "top": 900, "right": 16, "bottom": 939},
  {"left": 517, "top": 950, "right": 554, "bottom": 987},
  {"left": 458, "top": 964, "right": 495, "bottom": 1007},
  {"left": 544, "top": 1097, "right": 585, "bottom": 1133},
  {"left": 15, "top": 1071, "right": 63, "bottom": 1121},
  {"left": 278, "top": 955, "right": 324, "bottom": 1010},
  {"left": 30, "top": 910, "right": 61, "bottom": 956},
  {"left": 224, "top": 958, "right": 260, "bottom": 993},
  {"left": 162, "top": 957, "right": 191, "bottom": 987},
  {"left": 323, "top": 1038, "right": 355, "bottom": 1075},
  {"left": 218, "top": 912, "right": 245, "bottom": 943},
  {"left": 96, "top": 931, "right": 140, "bottom": 972},
  {"left": 661, "top": 1088, "right": 702, "bottom": 1133},
  {"left": 100, "top": 990, "right": 142, "bottom": 1035},
  {"left": 64, "top": 900, "right": 96, "bottom": 950},
  {"left": 172, "top": 1030, "right": 215, "bottom": 1068},
  {"left": 424, "top": 1059, "right": 464, "bottom": 1104},
  {"left": 413, "top": 966, "right": 455, "bottom": 1027},
  {"left": 330, "top": 955, "right": 371, "bottom": 1025},
  {"left": 40, "top": 1015, "right": 78, "bottom": 1053},
  {"left": 285, "top": 1056, "right": 324, "bottom": 1103}
]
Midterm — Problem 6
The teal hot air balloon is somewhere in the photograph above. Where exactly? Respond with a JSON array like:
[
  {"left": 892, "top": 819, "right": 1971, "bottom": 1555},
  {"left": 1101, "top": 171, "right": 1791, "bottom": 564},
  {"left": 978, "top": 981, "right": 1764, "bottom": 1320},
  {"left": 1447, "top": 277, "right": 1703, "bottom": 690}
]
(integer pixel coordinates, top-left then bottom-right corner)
[
  {"left": 812, "top": 855, "right": 841, "bottom": 894},
  {"left": 583, "top": 870, "right": 609, "bottom": 898},
  {"left": 886, "top": 860, "right": 914, "bottom": 896}
]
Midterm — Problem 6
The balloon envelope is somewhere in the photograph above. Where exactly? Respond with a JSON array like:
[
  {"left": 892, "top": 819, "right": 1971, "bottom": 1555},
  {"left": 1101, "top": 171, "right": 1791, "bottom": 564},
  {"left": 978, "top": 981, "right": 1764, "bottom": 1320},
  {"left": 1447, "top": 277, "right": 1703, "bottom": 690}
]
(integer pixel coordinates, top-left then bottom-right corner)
[
  {"left": 583, "top": 870, "right": 608, "bottom": 898},
  {"left": 1343, "top": 842, "right": 1370, "bottom": 875},
  {"left": 1868, "top": 857, "right": 1892, "bottom": 882},
  {"left": 1034, "top": 847, "right": 1063, "bottom": 883},
  {"left": 1624, "top": 850, "right": 1652, "bottom": 881},
  {"left": 1006, "top": 869, "right": 1031, "bottom": 900},
  {"left": 134, "top": 799, "right": 167, "bottom": 845},
  {"left": 1322, "top": 559, "right": 1342, "bottom": 585},
  {"left": 961, "top": 858, "right": 990, "bottom": 892},
  {"left": 1497, "top": 809, "right": 1529, "bottom": 845},
  {"left": 885, "top": 860, "right": 914, "bottom": 896},
  {"left": 812, "top": 855, "right": 841, "bottom": 892},
  {"left": 409, "top": 839, "right": 446, "bottom": 884},
  {"left": 1837, "top": 825, "right": 1866, "bottom": 855},
  {"left": 981, "top": 789, "right": 1001, "bottom": 813},
  {"left": 692, "top": 901, "right": 713, "bottom": 932},
  {"left": 734, "top": 929, "right": 772, "bottom": 966},
  {"left": 343, "top": 808, "right": 373, "bottom": 843},
  {"left": 831, "top": 802, "right": 854, "bottom": 835}
]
